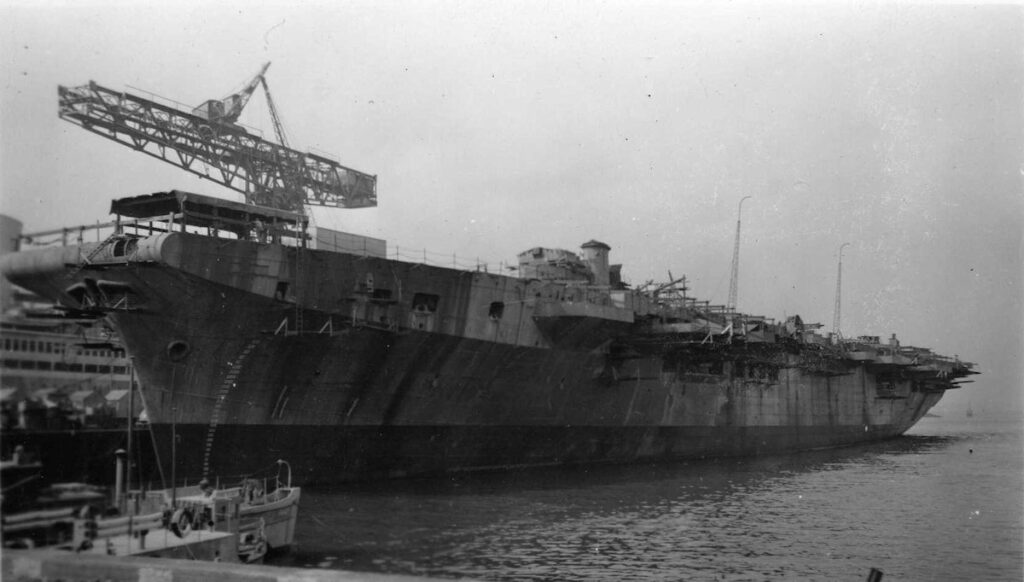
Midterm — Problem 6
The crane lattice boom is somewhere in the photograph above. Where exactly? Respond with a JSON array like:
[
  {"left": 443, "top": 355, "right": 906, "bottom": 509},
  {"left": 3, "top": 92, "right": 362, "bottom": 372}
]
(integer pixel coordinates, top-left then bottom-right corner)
[{"left": 57, "top": 80, "right": 376, "bottom": 212}]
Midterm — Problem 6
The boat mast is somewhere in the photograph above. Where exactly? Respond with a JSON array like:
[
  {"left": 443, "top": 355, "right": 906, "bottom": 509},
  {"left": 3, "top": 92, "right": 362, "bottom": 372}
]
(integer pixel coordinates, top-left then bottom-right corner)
[
  {"left": 127, "top": 358, "right": 134, "bottom": 506},
  {"left": 171, "top": 404, "right": 177, "bottom": 507}
]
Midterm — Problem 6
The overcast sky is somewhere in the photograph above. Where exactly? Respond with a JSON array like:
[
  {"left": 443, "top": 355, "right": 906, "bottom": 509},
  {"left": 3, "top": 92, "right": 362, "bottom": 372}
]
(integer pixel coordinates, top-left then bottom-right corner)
[{"left": 1, "top": 1, "right": 1021, "bottom": 418}]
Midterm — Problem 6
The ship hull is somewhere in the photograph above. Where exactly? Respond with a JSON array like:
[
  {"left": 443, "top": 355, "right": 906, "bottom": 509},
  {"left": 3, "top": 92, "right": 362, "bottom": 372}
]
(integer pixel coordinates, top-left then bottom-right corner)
[
  {"left": 0, "top": 229, "right": 955, "bottom": 486},
  {"left": 2, "top": 413, "right": 936, "bottom": 487}
]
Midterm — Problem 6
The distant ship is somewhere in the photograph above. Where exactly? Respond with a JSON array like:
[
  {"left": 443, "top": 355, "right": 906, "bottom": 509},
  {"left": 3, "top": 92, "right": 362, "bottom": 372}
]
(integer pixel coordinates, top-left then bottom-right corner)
[
  {"left": 1, "top": 214, "right": 139, "bottom": 486},
  {"left": 0, "top": 190, "right": 978, "bottom": 485},
  {"left": 0, "top": 215, "right": 132, "bottom": 406},
  {"left": 1, "top": 313, "right": 133, "bottom": 420}
]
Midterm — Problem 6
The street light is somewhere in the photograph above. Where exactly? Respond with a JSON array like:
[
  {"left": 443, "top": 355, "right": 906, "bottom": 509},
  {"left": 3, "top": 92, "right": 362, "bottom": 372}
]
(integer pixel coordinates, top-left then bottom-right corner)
[
  {"left": 833, "top": 242, "right": 851, "bottom": 338},
  {"left": 727, "top": 195, "right": 752, "bottom": 311}
]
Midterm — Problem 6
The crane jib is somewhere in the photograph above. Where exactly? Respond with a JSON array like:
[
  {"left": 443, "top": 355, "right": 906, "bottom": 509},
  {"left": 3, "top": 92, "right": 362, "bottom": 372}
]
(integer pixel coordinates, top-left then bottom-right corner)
[{"left": 56, "top": 80, "right": 377, "bottom": 213}]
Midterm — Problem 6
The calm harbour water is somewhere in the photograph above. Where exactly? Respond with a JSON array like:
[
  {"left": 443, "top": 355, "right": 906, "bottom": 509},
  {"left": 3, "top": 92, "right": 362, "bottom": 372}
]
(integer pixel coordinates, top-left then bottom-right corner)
[{"left": 278, "top": 417, "right": 1023, "bottom": 581}]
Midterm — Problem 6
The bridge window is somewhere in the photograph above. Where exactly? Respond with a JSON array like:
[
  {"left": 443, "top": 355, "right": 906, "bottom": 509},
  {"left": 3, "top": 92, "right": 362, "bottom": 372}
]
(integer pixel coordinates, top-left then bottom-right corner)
[
  {"left": 489, "top": 302, "right": 505, "bottom": 320},
  {"left": 412, "top": 293, "right": 440, "bottom": 313}
]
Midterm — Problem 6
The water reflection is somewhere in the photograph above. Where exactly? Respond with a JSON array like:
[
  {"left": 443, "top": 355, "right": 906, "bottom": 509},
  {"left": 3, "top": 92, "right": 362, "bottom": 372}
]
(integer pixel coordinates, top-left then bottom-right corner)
[{"left": 277, "top": 431, "right": 983, "bottom": 580}]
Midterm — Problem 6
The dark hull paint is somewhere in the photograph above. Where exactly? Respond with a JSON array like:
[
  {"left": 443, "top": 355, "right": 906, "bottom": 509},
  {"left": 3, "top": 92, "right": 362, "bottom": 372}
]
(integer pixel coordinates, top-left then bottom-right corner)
[
  {"left": 3, "top": 411, "right": 933, "bottom": 487},
  {"left": 0, "top": 230, "right": 960, "bottom": 486}
]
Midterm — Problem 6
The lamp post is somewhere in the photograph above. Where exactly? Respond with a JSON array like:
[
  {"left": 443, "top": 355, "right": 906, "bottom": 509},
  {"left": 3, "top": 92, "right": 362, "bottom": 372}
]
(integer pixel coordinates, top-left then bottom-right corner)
[
  {"left": 727, "top": 196, "right": 752, "bottom": 311},
  {"left": 832, "top": 242, "right": 851, "bottom": 338}
]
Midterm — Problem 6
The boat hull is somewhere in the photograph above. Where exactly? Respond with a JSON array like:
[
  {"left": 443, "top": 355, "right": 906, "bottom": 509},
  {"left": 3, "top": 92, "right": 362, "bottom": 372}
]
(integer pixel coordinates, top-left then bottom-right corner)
[
  {"left": 3, "top": 409, "right": 937, "bottom": 487},
  {"left": 240, "top": 487, "right": 300, "bottom": 553},
  {"left": 0, "top": 230, "right": 955, "bottom": 485}
]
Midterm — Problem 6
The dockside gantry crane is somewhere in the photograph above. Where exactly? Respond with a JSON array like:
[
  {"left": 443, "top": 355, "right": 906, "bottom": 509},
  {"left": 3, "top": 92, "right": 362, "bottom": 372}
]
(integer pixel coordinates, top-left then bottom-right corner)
[{"left": 57, "top": 63, "right": 376, "bottom": 212}]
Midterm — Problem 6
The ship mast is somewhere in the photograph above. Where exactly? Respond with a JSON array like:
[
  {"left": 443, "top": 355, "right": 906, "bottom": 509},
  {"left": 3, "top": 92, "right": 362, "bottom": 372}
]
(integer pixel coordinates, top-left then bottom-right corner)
[
  {"left": 832, "top": 242, "right": 850, "bottom": 337},
  {"left": 727, "top": 196, "right": 752, "bottom": 311}
]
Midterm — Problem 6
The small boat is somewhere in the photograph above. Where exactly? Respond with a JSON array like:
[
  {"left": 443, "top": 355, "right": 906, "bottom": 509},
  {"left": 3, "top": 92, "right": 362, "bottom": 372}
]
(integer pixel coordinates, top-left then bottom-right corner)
[
  {"left": 1, "top": 451, "right": 299, "bottom": 564},
  {"left": 152, "top": 460, "right": 301, "bottom": 563},
  {"left": 1, "top": 446, "right": 107, "bottom": 549}
]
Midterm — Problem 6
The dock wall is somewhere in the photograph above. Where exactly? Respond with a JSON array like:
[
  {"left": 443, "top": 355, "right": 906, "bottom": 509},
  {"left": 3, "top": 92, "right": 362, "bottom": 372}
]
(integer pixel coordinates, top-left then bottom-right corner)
[{"left": 3, "top": 549, "right": 452, "bottom": 582}]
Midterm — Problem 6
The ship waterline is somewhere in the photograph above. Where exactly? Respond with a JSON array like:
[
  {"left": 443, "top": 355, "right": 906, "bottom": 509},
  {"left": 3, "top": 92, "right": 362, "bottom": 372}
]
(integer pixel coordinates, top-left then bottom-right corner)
[
  {"left": 97, "top": 421, "right": 942, "bottom": 485},
  {"left": 0, "top": 190, "right": 974, "bottom": 485}
]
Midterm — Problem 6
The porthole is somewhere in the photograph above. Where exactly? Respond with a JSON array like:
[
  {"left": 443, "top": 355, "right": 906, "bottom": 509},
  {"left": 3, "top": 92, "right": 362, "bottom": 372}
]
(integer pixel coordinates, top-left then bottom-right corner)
[{"left": 167, "top": 340, "right": 191, "bottom": 362}]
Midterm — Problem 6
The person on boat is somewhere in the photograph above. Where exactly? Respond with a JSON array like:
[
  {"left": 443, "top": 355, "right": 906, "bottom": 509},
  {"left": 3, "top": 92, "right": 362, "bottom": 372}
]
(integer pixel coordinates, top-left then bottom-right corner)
[
  {"left": 242, "top": 478, "right": 263, "bottom": 503},
  {"left": 199, "top": 478, "right": 214, "bottom": 497}
]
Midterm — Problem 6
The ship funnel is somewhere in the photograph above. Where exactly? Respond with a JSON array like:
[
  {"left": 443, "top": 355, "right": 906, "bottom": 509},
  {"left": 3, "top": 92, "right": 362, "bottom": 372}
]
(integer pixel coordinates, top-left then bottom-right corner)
[{"left": 580, "top": 240, "right": 611, "bottom": 286}]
